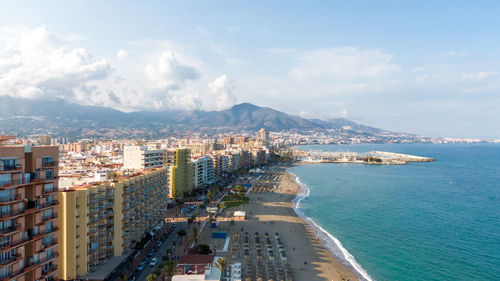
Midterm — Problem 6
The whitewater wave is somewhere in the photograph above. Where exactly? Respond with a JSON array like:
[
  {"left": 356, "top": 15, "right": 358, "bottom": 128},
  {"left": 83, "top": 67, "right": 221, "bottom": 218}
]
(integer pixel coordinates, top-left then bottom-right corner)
[{"left": 288, "top": 171, "right": 374, "bottom": 281}]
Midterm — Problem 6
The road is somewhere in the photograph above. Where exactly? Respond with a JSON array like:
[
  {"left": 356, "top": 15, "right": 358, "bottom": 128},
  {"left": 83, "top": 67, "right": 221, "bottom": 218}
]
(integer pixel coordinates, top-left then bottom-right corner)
[{"left": 136, "top": 222, "right": 189, "bottom": 281}]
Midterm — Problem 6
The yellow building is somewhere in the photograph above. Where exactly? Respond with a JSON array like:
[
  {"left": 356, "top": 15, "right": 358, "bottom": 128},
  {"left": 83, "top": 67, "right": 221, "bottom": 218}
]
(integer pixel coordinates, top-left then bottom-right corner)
[
  {"left": 59, "top": 167, "right": 169, "bottom": 280},
  {"left": 169, "top": 148, "right": 193, "bottom": 199}
]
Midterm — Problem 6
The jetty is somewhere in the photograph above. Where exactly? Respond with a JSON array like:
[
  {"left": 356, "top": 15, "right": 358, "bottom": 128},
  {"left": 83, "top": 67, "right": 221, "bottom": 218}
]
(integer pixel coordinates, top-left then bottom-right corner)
[{"left": 296, "top": 150, "right": 434, "bottom": 165}]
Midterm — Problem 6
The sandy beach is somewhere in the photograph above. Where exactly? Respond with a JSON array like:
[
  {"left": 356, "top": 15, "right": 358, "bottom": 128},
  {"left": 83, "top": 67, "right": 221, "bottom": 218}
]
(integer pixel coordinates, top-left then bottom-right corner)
[{"left": 198, "top": 168, "right": 359, "bottom": 281}]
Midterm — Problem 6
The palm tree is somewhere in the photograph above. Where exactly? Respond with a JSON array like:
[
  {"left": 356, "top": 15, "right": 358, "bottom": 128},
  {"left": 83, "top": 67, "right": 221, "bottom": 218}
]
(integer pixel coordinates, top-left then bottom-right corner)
[
  {"left": 185, "top": 226, "right": 199, "bottom": 248},
  {"left": 215, "top": 257, "right": 227, "bottom": 280},
  {"left": 163, "top": 260, "right": 176, "bottom": 280}
]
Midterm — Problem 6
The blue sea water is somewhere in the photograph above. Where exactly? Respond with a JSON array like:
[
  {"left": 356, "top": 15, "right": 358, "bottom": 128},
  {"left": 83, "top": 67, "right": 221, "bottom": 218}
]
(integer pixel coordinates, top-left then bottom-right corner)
[{"left": 288, "top": 143, "right": 500, "bottom": 281}]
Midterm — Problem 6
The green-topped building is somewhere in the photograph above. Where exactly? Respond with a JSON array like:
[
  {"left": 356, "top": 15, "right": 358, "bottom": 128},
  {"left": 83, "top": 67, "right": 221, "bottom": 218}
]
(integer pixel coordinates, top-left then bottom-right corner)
[{"left": 169, "top": 148, "right": 193, "bottom": 199}]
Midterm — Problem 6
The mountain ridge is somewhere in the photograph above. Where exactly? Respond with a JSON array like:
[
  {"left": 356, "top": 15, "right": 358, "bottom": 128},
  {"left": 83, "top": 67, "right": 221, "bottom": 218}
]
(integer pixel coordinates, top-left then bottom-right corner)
[{"left": 0, "top": 97, "right": 394, "bottom": 138}]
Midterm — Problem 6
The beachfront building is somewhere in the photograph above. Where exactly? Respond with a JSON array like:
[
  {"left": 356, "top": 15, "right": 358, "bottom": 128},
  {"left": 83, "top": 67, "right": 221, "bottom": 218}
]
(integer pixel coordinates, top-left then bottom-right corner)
[
  {"left": 0, "top": 141, "right": 59, "bottom": 281},
  {"left": 123, "top": 146, "right": 164, "bottom": 170},
  {"left": 58, "top": 167, "right": 169, "bottom": 280},
  {"left": 172, "top": 255, "right": 222, "bottom": 281},
  {"left": 192, "top": 156, "right": 215, "bottom": 188},
  {"left": 169, "top": 148, "right": 193, "bottom": 199}
]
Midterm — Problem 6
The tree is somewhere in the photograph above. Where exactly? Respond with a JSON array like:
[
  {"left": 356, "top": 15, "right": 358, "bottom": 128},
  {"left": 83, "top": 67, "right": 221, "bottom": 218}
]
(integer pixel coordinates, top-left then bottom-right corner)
[
  {"left": 215, "top": 257, "right": 227, "bottom": 280},
  {"left": 198, "top": 244, "right": 211, "bottom": 255},
  {"left": 185, "top": 226, "right": 199, "bottom": 248},
  {"left": 163, "top": 260, "right": 176, "bottom": 280},
  {"left": 177, "top": 229, "right": 187, "bottom": 237},
  {"left": 146, "top": 274, "right": 157, "bottom": 281}
]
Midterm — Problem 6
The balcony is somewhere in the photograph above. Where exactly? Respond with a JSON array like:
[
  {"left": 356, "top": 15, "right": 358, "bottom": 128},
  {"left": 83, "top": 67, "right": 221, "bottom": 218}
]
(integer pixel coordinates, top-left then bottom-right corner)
[
  {"left": 0, "top": 164, "right": 22, "bottom": 173},
  {"left": 0, "top": 194, "right": 22, "bottom": 205},
  {"left": 0, "top": 253, "right": 21, "bottom": 266},
  {"left": 0, "top": 224, "right": 21, "bottom": 236},
  {"left": 41, "top": 160, "right": 58, "bottom": 168}
]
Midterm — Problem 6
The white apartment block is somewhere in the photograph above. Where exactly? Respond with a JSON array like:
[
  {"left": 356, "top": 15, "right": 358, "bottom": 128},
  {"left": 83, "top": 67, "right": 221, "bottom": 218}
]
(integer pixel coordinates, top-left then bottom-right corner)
[
  {"left": 192, "top": 156, "right": 215, "bottom": 187},
  {"left": 123, "top": 146, "right": 164, "bottom": 170}
]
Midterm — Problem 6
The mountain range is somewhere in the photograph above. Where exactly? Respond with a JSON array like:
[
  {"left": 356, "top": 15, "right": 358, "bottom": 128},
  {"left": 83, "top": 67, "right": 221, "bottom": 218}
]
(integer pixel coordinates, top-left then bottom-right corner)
[{"left": 0, "top": 96, "right": 397, "bottom": 138}]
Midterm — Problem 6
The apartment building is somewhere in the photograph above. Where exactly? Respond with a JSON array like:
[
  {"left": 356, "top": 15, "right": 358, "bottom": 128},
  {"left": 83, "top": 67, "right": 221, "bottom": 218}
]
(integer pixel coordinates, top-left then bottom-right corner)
[
  {"left": 192, "top": 157, "right": 215, "bottom": 188},
  {"left": 227, "top": 151, "right": 240, "bottom": 171},
  {"left": 123, "top": 146, "right": 164, "bottom": 170},
  {"left": 0, "top": 142, "right": 59, "bottom": 281},
  {"left": 257, "top": 128, "right": 270, "bottom": 143},
  {"left": 169, "top": 149, "right": 193, "bottom": 199},
  {"left": 59, "top": 167, "right": 169, "bottom": 280}
]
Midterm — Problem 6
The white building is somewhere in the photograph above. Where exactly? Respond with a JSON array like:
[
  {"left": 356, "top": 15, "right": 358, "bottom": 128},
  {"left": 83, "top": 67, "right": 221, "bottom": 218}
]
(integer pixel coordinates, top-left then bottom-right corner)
[
  {"left": 123, "top": 146, "right": 164, "bottom": 170},
  {"left": 192, "top": 156, "right": 215, "bottom": 187}
]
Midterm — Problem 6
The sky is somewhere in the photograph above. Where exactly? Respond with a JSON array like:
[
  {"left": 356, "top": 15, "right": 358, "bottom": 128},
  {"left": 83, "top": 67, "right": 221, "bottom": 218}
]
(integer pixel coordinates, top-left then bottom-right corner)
[{"left": 0, "top": 1, "right": 499, "bottom": 138}]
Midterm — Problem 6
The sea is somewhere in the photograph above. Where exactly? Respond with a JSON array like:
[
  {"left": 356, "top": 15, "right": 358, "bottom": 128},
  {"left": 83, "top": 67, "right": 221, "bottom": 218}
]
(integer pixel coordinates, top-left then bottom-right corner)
[{"left": 288, "top": 143, "right": 500, "bottom": 281}]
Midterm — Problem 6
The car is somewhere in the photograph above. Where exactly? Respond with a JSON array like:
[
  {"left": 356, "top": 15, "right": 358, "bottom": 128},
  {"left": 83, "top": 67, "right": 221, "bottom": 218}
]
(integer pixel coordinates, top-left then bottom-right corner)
[
  {"left": 147, "top": 250, "right": 154, "bottom": 257},
  {"left": 137, "top": 261, "right": 146, "bottom": 271},
  {"left": 172, "top": 223, "right": 177, "bottom": 228},
  {"left": 149, "top": 257, "right": 158, "bottom": 266},
  {"left": 156, "top": 241, "right": 162, "bottom": 247}
]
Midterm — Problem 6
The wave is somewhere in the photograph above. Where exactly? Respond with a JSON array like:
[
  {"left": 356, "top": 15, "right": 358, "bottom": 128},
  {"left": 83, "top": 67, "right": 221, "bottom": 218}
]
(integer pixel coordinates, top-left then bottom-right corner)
[{"left": 288, "top": 171, "right": 374, "bottom": 281}]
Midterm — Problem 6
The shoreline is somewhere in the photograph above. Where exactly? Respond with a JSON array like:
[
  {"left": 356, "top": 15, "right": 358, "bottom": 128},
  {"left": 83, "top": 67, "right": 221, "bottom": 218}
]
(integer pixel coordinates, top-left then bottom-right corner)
[
  {"left": 287, "top": 169, "right": 372, "bottom": 281},
  {"left": 199, "top": 166, "right": 360, "bottom": 280}
]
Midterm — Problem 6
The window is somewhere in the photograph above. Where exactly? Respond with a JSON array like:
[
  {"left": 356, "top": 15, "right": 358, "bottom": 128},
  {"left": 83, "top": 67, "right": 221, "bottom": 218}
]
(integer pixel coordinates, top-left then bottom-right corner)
[
  {"left": 46, "top": 249, "right": 53, "bottom": 259},
  {"left": 0, "top": 205, "right": 10, "bottom": 217},
  {"left": 0, "top": 237, "right": 10, "bottom": 248},
  {"left": 45, "top": 170, "right": 53, "bottom": 180},
  {"left": 0, "top": 266, "right": 11, "bottom": 278},
  {"left": 43, "top": 184, "right": 53, "bottom": 193},
  {"left": 0, "top": 190, "right": 15, "bottom": 203},
  {"left": 41, "top": 157, "right": 53, "bottom": 167},
  {"left": 46, "top": 195, "right": 53, "bottom": 206},
  {"left": 42, "top": 235, "right": 52, "bottom": 247},
  {"left": 0, "top": 220, "right": 13, "bottom": 231},
  {"left": 45, "top": 222, "right": 53, "bottom": 233},
  {"left": 0, "top": 157, "right": 18, "bottom": 171},
  {"left": 42, "top": 209, "right": 52, "bottom": 221}
]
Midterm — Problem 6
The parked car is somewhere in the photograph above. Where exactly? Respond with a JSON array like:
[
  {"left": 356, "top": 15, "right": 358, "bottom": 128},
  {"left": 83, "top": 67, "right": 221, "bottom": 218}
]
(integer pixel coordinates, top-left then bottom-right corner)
[
  {"left": 149, "top": 257, "right": 158, "bottom": 266},
  {"left": 156, "top": 241, "right": 162, "bottom": 247},
  {"left": 137, "top": 261, "right": 147, "bottom": 271},
  {"left": 147, "top": 250, "right": 154, "bottom": 257}
]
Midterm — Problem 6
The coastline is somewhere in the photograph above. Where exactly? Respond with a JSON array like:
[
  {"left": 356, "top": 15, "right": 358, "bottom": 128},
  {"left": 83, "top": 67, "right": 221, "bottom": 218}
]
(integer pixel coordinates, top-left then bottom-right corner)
[
  {"left": 287, "top": 169, "right": 373, "bottom": 281},
  {"left": 199, "top": 166, "right": 360, "bottom": 280}
]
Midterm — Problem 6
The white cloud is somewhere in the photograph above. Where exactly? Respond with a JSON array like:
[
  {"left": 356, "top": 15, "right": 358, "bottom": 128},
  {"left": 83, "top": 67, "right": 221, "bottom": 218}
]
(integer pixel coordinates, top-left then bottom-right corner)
[
  {"left": 208, "top": 75, "right": 237, "bottom": 109},
  {"left": 0, "top": 26, "right": 239, "bottom": 112},
  {"left": 0, "top": 26, "right": 111, "bottom": 100},
  {"left": 144, "top": 51, "right": 199, "bottom": 90},
  {"left": 290, "top": 47, "right": 401, "bottom": 79},
  {"left": 116, "top": 49, "right": 128, "bottom": 60}
]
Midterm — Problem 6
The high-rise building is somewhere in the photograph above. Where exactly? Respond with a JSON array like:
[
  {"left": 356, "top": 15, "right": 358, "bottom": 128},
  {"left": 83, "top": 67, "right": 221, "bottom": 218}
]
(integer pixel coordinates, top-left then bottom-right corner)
[
  {"left": 169, "top": 149, "right": 193, "bottom": 199},
  {"left": 39, "top": 135, "right": 52, "bottom": 146},
  {"left": 59, "top": 167, "right": 169, "bottom": 280},
  {"left": 257, "top": 128, "right": 270, "bottom": 143},
  {"left": 192, "top": 156, "right": 215, "bottom": 188},
  {"left": 0, "top": 141, "right": 59, "bottom": 281},
  {"left": 123, "top": 146, "right": 164, "bottom": 170}
]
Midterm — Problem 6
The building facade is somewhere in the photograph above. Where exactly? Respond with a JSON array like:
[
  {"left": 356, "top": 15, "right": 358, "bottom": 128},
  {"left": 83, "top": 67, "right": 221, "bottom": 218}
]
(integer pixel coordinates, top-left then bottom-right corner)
[
  {"left": 123, "top": 146, "right": 164, "bottom": 170},
  {"left": 192, "top": 157, "right": 215, "bottom": 188},
  {"left": 0, "top": 144, "right": 59, "bottom": 281},
  {"left": 59, "top": 167, "right": 169, "bottom": 280},
  {"left": 169, "top": 149, "right": 193, "bottom": 199}
]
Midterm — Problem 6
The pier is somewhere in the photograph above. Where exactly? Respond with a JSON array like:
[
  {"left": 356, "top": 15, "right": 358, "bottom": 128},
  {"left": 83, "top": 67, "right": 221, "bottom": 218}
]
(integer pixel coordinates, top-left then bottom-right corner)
[{"left": 297, "top": 150, "right": 434, "bottom": 165}]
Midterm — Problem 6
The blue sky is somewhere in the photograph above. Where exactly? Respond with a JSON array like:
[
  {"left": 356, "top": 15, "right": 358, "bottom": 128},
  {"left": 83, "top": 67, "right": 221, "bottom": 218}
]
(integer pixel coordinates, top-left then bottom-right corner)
[{"left": 1, "top": 1, "right": 499, "bottom": 138}]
